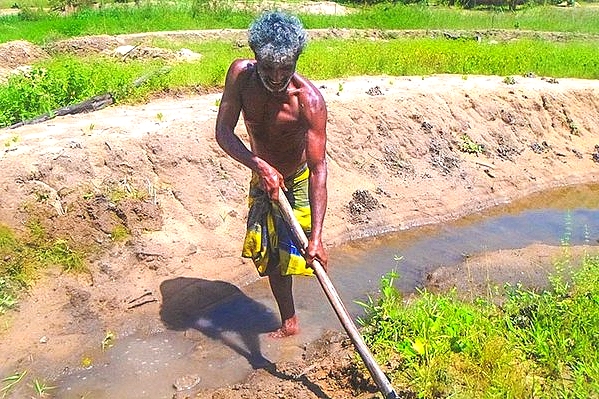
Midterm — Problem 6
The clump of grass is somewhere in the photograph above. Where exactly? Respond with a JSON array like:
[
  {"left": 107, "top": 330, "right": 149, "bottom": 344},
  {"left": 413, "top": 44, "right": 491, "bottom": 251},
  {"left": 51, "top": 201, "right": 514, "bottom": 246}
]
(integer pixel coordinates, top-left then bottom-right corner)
[
  {"left": 104, "top": 178, "right": 149, "bottom": 203},
  {"left": 458, "top": 134, "right": 485, "bottom": 154},
  {"left": 110, "top": 225, "right": 129, "bottom": 242},
  {"left": 0, "top": 370, "right": 27, "bottom": 397},
  {"left": 0, "top": 222, "right": 86, "bottom": 313},
  {"left": 358, "top": 254, "right": 599, "bottom": 398}
]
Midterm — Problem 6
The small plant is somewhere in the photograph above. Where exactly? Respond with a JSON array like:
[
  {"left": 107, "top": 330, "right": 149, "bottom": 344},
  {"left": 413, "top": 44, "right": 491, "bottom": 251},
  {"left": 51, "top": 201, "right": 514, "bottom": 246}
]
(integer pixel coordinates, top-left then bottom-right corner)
[
  {"left": 34, "top": 189, "right": 50, "bottom": 203},
  {"left": 156, "top": 112, "right": 163, "bottom": 121},
  {"left": 503, "top": 76, "right": 516, "bottom": 85},
  {"left": 82, "top": 191, "right": 94, "bottom": 200},
  {"left": 105, "top": 179, "right": 148, "bottom": 204},
  {"left": 3, "top": 136, "right": 18, "bottom": 148},
  {"left": 110, "top": 225, "right": 129, "bottom": 242},
  {"left": 31, "top": 379, "right": 56, "bottom": 397},
  {"left": 1, "top": 370, "right": 27, "bottom": 397},
  {"left": 0, "top": 277, "right": 17, "bottom": 314},
  {"left": 459, "top": 134, "right": 485, "bottom": 155},
  {"left": 39, "top": 239, "right": 85, "bottom": 272},
  {"left": 101, "top": 331, "right": 115, "bottom": 351},
  {"left": 214, "top": 98, "right": 221, "bottom": 107}
]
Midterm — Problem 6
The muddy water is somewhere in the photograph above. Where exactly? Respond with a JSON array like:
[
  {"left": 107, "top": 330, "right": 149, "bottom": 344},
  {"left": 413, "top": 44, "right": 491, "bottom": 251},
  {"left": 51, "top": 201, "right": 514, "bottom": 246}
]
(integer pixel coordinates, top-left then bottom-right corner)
[{"left": 52, "top": 184, "right": 599, "bottom": 398}]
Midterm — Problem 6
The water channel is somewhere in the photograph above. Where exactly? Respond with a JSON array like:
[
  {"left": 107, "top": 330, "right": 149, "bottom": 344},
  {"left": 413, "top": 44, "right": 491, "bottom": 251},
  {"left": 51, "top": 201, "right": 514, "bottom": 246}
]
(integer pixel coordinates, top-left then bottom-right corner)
[{"left": 52, "top": 184, "right": 599, "bottom": 398}]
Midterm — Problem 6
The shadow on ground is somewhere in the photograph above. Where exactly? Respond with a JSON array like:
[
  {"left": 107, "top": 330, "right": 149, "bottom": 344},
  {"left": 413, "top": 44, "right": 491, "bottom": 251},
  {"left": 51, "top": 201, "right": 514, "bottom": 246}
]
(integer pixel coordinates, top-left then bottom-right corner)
[{"left": 160, "top": 277, "right": 279, "bottom": 369}]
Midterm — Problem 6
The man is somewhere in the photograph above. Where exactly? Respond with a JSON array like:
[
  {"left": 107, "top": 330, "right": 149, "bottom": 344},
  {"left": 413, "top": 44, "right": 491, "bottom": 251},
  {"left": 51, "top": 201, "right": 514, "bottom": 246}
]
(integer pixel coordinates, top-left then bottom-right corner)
[{"left": 215, "top": 11, "right": 328, "bottom": 338}]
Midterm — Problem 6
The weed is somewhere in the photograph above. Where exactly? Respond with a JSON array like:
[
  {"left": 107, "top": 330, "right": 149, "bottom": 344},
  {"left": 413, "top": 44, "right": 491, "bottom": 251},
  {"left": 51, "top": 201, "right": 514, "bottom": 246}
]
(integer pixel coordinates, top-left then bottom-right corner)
[
  {"left": 110, "top": 225, "right": 129, "bottom": 242},
  {"left": 0, "top": 286, "right": 17, "bottom": 314},
  {"left": 1, "top": 370, "right": 27, "bottom": 398},
  {"left": 3, "top": 136, "right": 18, "bottom": 147},
  {"left": 105, "top": 178, "right": 148, "bottom": 203},
  {"left": 459, "top": 134, "right": 485, "bottom": 155},
  {"left": 156, "top": 112, "right": 163, "bottom": 122},
  {"left": 101, "top": 331, "right": 115, "bottom": 351},
  {"left": 38, "top": 239, "right": 85, "bottom": 272},
  {"left": 31, "top": 378, "right": 55, "bottom": 397},
  {"left": 503, "top": 75, "right": 516, "bottom": 85}
]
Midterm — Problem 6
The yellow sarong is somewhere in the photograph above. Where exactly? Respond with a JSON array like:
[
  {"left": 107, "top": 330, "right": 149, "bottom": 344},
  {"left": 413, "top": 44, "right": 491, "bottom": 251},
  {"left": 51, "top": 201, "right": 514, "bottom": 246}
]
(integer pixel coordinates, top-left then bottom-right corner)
[{"left": 242, "top": 165, "right": 313, "bottom": 276}]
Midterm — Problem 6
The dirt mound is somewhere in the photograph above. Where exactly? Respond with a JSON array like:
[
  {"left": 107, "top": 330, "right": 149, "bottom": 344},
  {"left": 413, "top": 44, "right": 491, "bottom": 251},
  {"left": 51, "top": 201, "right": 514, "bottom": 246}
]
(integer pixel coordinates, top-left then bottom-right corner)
[
  {"left": 196, "top": 330, "right": 381, "bottom": 399},
  {"left": 45, "top": 34, "right": 127, "bottom": 55},
  {"left": 0, "top": 40, "right": 49, "bottom": 69}
]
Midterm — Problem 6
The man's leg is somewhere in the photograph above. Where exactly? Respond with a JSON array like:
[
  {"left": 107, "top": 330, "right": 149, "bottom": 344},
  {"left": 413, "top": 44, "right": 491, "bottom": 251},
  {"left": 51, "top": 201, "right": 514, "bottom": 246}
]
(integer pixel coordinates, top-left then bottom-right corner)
[{"left": 267, "top": 271, "right": 299, "bottom": 338}]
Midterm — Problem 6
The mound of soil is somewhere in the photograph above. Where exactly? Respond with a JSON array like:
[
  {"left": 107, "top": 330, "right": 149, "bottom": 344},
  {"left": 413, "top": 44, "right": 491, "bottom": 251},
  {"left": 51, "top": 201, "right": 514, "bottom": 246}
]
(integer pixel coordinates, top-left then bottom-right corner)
[{"left": 0, "top": 40, "right": 49, "bottom": 68}]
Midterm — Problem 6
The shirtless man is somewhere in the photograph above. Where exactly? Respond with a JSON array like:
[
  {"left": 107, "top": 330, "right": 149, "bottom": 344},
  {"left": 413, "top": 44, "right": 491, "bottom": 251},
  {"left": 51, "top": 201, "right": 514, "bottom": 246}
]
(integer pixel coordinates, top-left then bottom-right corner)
[{"left": 215, "top": 11, "right": 328, "bottom": 338}]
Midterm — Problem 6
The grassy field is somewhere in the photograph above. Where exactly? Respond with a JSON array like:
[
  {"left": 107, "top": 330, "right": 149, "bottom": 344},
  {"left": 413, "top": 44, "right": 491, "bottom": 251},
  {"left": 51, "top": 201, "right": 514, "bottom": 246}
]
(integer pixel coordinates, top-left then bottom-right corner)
[{"left": 1, "top": 33, "right": 598, "bottom": 128}]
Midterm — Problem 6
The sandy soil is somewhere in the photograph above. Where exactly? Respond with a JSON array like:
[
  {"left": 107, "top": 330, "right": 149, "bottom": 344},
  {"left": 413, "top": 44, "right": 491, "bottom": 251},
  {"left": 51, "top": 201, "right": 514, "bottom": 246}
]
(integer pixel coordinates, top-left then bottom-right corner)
[{"left": 1, "top": 32, "right": 599, "bottom": 398}]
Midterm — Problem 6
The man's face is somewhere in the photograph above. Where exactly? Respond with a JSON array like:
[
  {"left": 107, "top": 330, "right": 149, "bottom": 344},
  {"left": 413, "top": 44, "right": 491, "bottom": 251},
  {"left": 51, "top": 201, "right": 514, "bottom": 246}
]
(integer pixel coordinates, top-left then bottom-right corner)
[{"left": 256, "top": 57, "right": 297, "bottom": 93}]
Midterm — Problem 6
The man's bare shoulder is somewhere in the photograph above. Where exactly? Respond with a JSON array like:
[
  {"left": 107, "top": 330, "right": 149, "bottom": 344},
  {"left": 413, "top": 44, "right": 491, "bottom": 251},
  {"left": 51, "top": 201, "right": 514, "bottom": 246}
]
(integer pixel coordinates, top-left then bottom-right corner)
[
  {"left": 294, "top": 73, "right": 326, "bottom": 110},
  {"left": 229, "top": 59, "right": 256, "bottom": 78}
]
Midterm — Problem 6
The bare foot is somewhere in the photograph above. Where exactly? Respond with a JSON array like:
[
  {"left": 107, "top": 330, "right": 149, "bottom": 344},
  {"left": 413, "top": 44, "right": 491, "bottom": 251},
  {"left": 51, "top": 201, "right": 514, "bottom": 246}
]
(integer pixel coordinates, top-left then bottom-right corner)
[{"left": 268, "top": 315, "right": 299, "bottom": 338}]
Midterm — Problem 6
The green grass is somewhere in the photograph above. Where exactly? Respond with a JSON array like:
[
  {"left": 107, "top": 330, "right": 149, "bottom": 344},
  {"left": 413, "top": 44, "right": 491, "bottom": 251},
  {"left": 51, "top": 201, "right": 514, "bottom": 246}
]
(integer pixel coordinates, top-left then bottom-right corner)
[
  {"left": 0, "top": 223, "right": 86, "bottom": 314},
  {"left": 303, "top": 3, "right": 599, "bottom": 33},
  {"left": 303, "top": 38, "right": 599, "bottom": 79},
  {"left": 358, "top": 255, "right": 599, "bottom": 398},
  {"left": 1, "top": 1, "right": 598, "bottom": 128}
]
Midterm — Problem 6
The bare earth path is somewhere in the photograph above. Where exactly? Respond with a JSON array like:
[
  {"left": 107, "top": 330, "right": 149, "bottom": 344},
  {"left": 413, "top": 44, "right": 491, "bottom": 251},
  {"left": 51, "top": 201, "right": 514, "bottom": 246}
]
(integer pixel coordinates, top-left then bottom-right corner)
[{"left": 1, "top": 71, "right": 599, "bottom": 397}]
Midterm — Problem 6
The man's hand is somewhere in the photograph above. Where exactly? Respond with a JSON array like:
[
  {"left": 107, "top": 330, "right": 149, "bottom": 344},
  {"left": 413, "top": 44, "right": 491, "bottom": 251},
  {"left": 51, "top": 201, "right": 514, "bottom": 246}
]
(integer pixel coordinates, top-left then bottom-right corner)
[
  {"left": 305, "top": 239, "right": 328, "bottom": 273},
  {"left": 258, "top": 162, "right": 286, "bottom": 201}
]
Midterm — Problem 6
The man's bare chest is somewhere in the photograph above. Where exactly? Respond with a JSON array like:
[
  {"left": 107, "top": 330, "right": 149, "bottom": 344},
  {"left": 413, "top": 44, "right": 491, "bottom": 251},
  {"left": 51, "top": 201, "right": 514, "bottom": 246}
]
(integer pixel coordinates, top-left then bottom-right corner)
[{"left": 242, "top": 95, "right": 302, "bottom": 129}]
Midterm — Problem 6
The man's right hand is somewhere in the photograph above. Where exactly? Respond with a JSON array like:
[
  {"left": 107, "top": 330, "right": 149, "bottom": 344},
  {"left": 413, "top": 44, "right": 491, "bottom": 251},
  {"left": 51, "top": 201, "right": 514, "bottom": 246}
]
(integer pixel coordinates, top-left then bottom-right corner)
[{"left": 257, "top": 162, "right": 286, "bottom": 201}]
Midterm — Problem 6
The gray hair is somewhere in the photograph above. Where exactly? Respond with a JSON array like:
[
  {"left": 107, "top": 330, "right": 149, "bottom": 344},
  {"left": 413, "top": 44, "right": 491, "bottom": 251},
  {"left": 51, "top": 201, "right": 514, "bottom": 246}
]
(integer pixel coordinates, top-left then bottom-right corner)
[{"left": 248, "top": 11, "right": 307, "bottom": 64}]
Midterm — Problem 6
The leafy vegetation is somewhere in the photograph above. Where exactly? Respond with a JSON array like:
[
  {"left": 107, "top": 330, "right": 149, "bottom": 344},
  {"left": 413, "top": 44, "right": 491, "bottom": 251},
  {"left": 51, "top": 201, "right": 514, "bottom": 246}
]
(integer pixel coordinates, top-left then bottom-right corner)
[{"left": 358, "top": 254, "right": 599, "bottom": 398}]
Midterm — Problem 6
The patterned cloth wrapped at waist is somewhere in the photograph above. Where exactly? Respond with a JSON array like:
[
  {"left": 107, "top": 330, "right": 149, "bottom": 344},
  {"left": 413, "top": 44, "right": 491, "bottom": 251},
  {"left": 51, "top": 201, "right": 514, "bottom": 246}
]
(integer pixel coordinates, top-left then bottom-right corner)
[{"left": 242, "top": 164, "right": 313, "bottom": 276}]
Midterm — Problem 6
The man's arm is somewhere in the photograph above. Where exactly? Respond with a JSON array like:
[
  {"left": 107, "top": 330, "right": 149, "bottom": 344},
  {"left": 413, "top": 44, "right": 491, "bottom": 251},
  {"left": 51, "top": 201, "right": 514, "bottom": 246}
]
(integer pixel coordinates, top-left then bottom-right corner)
[
  {"left": 302, "top": 83, "right": 328, "bottom": 269},
  {"left": 215, "top": 60, "right": 286, "bottom": 200},
  {"left": 215, "top": 60, "right": 256, "bottom": 168}
]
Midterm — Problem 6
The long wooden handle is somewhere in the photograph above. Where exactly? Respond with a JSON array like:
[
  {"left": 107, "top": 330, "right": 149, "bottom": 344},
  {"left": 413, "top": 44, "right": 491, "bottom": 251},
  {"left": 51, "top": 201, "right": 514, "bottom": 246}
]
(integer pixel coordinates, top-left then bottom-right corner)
[{"left": 276, "top": 188, "right": 398, "bottom": 399}]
